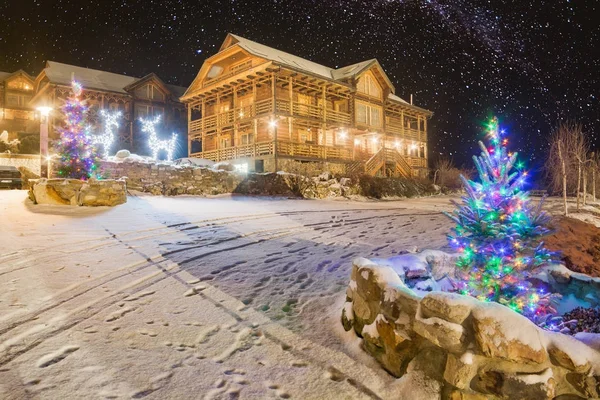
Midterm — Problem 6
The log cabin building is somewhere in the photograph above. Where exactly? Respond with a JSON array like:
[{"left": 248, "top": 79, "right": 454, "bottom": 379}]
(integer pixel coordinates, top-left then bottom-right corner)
[
  {"left": 26, "top": 61, "right": 187, "bottom": 155},
  {"left": 0, "top": 70, "right": 38, "bottom": 141},
  {"left": 181, "top": 34, "right": 432, "bottom": 176}
]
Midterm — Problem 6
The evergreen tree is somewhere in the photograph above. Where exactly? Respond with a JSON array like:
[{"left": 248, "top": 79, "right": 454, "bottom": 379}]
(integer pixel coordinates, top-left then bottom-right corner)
[
  {"left": 54, "top": 80, "right": 99, "bottom": 179},
  {"left": 446, "top": 117, "right": 555, "bottom": 317}
]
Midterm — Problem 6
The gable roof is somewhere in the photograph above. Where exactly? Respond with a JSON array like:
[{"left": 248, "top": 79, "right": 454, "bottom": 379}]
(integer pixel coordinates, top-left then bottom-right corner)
[
  {"left": 44, "top": 61, "right": 138, "bottom": 93},
  {"left": 0, "top": 69, "right": 34, "bottom": 83},
  {"left": 41, "top": 61, "right": 187, "bottom": 98},
  {"left": 331, "top": 59, "right": 377, "bottom": 80},
  {"left": 215, "top": 34, "right": 396, "bottom": 92},
  {"left": 224, "top": 34, "right": 334, "bottom": 80}
]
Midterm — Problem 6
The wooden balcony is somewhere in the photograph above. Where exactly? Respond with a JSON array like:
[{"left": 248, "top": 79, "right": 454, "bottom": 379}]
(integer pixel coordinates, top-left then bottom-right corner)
[
  {"left": 189, "top": 99, "right": 351, "bottom": 135},
  {"left": 385, "top": 124, "right": 423, "bottom": 140},
  {"left": 190, "top": 140, "right": 353, "bottom": 163}
]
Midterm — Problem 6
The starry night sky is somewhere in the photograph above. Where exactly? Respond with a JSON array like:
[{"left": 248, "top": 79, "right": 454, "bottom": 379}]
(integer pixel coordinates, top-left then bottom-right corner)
[{"left": 1, "top": 0, "right": 598, "bottom": 168}]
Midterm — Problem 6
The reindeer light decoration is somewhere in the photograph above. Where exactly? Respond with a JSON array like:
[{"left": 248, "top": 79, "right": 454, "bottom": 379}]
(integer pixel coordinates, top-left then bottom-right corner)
[
  {"left": 93, "top": 110, "right": 122, "bottom": 159},
  {"left": 140, "top": 115, "right": 177, "bottom": 161}
]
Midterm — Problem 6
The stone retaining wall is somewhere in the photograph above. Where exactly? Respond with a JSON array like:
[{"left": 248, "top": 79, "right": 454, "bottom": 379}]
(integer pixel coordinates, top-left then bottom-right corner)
[
  {"left": 341, "top": 258, "right": 600, "bottom": 399},
  {"left": 29, "top": 178, "right": 127, "bottom": 207},
  {"left": 98, "top": 160, "right": 435, "bottom": 199}
]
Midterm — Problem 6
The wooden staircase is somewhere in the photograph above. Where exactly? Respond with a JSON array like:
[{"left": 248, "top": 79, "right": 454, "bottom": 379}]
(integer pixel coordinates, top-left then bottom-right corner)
[{"left": 364, "top": 148, "right": 412, "bottom": 177}]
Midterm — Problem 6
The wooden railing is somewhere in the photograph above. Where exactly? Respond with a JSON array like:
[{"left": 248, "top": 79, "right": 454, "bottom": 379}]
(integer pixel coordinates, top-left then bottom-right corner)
[
  {"left": 191, "top": 140, "right": 353, "bottom": 162},
  {"left": 364, "top": 148, "right": 416, "bottom": 177},
  {"left": 385, "top": 125, "right": 423, "bottom": 140},
  {"left": 193, "top": 142, "right": 275, "bottom": 162},
  {"left": 189, "top": 98, "right": 351, "bottom": 133},
  {"left": 277, "top": 141, "right": 352, "bottom": 160}
]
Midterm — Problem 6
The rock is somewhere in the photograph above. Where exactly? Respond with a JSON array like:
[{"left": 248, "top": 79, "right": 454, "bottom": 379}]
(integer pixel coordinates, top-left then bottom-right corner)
[
  {"left": 566, "top": 373, "right": 600, "bottom": 398},
  {"left": 115, "top": 149, "right": 131, "bottom": 158},
  {"left": 413, "top": 315, "right": 466, "bottom": 353},
  {"left": 443, "top": 353, "right": 478, "bottom": 390},
  {"left": 341, "top": 303, "right": 353, "bottom": 332},
  {"left": 472, "top": 303, "right": 547, "bottom": 364},
  {"left": 318, "top": 171, "right": 331, "bottom": 181},
  {"left": 29, "top": 178, "right": 126, "bottom": 207},
  {"left": 447, "top": 390, "right": 495, "bottom": 400},
  {"left": 547, "top": 338, "right": 591, "bottom": 373},
  {"left": 500, "top": 369, "right": 555, "bottom": 400},
  {"left": 339, "top": 177, "right": 351, "bottom": 186},
  {"left": 470, "top": 370, "right": 504, "bottom": 396},
  {"left": 421, "top": 292, "right": 475, "bottom": 324}
]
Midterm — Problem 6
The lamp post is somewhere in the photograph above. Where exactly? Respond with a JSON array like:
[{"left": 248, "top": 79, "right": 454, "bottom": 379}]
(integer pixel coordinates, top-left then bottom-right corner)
[{"left": 37, "top": 106, "right": 52, "bottom": 178}]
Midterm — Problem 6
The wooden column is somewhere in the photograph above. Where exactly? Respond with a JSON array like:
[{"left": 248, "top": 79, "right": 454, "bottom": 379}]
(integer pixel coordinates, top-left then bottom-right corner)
[
  {"left": 187, "top": 104, "right": 192, "bottom": 156},
  {"left": 201, "top": 99, "right": 206, "bottom": 152},
  {"left": 233, "top": 87, "right": 238, "bottom": 146}
]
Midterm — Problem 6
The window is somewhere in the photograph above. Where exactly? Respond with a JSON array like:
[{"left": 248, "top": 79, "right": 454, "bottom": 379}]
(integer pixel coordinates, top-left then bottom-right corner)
[
  {"left": 355, "top": 102, "right": 382, "bottom": 128},
  {"left": 135, "top": 84, "right": 165, "bottom": 101},
  {"left": 109, "top": 102, "right": 124, "bottom": 112},
  {"left": 7, "top": 78, "right": 32, "bottom": 91},
  {"left": 135, "top": 104, "right": 162, "bottom": 119},
  {"left": 240, "top": 133, "right": 254, "bottom": 145},
  {"left": 220, "top": 137, "right": 230, "bottom": 148},
  {"left": 6, "top": 94, "right": 28, "bottom": 107},
  {"left": 357, "top": 73, "right": 382, "bottom": 99},
  {"left": 298, "top": 128, "right": 312, "bottom": 143}
]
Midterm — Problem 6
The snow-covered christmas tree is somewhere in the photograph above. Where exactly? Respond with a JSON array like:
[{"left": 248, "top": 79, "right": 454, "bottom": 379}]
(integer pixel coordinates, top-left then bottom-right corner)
[
  {"left": 446, "top": 117, "right": 555, "bottom": 317},
  {"left": 54, "top": 79, "right": 99, "bottom": 179}
]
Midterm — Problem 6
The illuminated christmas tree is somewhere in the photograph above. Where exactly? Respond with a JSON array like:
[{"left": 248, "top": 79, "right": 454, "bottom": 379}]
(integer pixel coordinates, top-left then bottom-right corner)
[
  {"left": 446, "top": 117, "right": 555, "bottom": 317},
  {"left": 54, "top": 80, "right": 99, "bottom": 179}
]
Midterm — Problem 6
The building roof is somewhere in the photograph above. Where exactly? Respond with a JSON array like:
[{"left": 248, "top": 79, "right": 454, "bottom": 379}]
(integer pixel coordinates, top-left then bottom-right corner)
[
  {"left": 42, "top": 61, "right": 187, "bottom": 98},
  {"left": 0, "top": 71, "right": 12, "bottom": 81},
  {"left": 331, "top": 59, "right": 377, "bottom": 81},
  {"left": 227, "top": 34, "right": 335, "bottom": 80}
]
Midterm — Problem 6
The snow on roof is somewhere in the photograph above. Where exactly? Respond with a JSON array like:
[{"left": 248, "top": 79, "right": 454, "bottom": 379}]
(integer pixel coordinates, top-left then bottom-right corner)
[
  {"left": 43, "top": 62, "right": 186, "bottom": 98},
  {"left": 0, "top": 71, "right": 12, "bottom": 81},
  {"left": 389, "top": 93, "right": 410, "bottom": 104},
  {"left": 331, "top": 59, "right": 376, "bottom": 80},
  {"left": 229, "top": 34, "right": 335, "bottom": 80},
  {"left": 166, "top": 83, "right": 187, "bottom": 98},
  {"left": 44, "top": 61, "right": 138, "bottom": 93}
]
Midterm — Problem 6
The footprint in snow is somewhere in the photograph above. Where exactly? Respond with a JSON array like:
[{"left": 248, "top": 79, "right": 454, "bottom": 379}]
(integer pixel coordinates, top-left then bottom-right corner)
[{"left": 37, "top": 345, "right": 79, "bottom": 368}]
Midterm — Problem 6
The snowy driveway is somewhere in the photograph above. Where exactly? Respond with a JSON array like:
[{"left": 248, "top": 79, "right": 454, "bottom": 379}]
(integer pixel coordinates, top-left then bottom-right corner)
[{"left": 0, "top": 192, "right": 453, "bottom": 399}]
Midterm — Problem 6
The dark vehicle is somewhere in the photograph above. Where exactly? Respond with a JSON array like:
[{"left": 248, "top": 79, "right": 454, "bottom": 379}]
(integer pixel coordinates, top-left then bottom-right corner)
[{"left": 0, "top": 166, "right": 23, "bottom": 189}]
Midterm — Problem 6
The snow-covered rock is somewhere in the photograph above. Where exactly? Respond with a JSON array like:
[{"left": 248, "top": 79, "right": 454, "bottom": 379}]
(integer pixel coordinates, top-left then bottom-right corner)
[
  {"left": 115, "top": 149, "right": 131, "bottom": 158},
  {"left": 342, "top": 256, "right": 600, "bottom": 399}
]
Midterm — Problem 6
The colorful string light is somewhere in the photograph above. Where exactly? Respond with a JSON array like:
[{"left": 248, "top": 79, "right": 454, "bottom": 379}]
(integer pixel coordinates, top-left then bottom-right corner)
[
  {"left": 445, "top": 117, "right": 555, "bottom": 318},
  {"left": 54, "top": 80, "right": 99, "bottom": 179}
]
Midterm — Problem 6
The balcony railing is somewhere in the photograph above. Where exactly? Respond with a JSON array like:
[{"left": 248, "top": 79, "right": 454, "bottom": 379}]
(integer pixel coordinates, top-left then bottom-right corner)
[
  {"left": 188, "top": 99, "right": 352, "bottom": 134},
  {"left": 190, "top": 140, "right": 353, "bottom": 162}
]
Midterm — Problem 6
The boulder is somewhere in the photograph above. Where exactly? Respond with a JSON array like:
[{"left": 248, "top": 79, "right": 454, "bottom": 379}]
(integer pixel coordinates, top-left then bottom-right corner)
[
  {"left": 115, "top": 149, "right": 131, "bottom": 158},
  {"left": 472, "top": 303, "right": 547, "bottom": 364},
  {"left": 443, "top": 352, "right": 478, "bottom": 390},
  {"left": 413, "top": 315, "right": 466, "bottom": 353},
  {"left": 421, "top": 292, "right": 475, "bottom": 324}
]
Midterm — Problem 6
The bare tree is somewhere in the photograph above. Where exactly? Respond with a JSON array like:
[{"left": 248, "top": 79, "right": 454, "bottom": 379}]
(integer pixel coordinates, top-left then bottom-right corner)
[{"left": 547, "top": 122, "right": 587, "bottom": 215}]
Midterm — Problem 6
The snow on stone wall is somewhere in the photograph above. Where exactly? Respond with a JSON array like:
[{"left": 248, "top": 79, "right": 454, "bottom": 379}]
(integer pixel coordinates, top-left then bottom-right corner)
[
  {"left": 28, "top": 178, "right": 126, "bottom": 207},
  {"left": 0, "top": 153, "right": 41, "bottom": 175},
  {"left": 342, "top": 258, "right": 600, "bottom": 399}
]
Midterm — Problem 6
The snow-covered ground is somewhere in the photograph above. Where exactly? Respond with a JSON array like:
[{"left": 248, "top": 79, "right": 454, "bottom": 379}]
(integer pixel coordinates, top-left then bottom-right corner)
[{"left": 0, "top": 191, "right": 454, "bottom": 399}]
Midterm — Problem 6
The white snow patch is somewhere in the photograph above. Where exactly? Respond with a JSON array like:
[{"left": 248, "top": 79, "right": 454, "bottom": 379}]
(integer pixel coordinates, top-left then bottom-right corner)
[
  {"left": 514, "top": 368, "right": 553, "bottom": 385},
  {"left": 362, "top": 314, "right": 387, "bottom": 339},
  {"left": 460, "top": 351, "right": 474, "bottom": 365}
]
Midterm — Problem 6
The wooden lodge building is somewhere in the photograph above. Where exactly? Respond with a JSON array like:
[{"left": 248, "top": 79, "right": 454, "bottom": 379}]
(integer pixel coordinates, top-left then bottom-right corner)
[
  {"left": 29, "top": 61, "right": 187, "bottom": 155},
  {"left": 0, "top": 70, "right": 38, "bottom": 140},
  {"left": 1, "top": 62, "right": 187, "bottom": 156},
  {"left": 181, "top": 34, "right": 432, "bottom": 177}
]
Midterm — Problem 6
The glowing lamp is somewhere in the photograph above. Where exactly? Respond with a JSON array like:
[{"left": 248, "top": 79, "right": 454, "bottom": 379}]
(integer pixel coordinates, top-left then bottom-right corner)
[{"left": 37, "top": 106, "right": 52, "bottom": 117}]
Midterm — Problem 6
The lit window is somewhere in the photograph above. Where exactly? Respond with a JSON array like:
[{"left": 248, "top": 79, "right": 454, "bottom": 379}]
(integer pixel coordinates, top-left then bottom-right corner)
[{"left": 356, "top": 102, "right": 381, "bottom": 128}]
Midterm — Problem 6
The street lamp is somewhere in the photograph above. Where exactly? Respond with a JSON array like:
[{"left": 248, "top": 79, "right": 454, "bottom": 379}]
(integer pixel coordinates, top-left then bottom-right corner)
[{"left": 37, "top": 106, "right": 53, "bottom": 178}]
